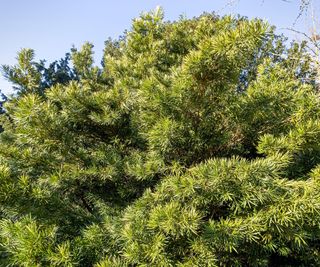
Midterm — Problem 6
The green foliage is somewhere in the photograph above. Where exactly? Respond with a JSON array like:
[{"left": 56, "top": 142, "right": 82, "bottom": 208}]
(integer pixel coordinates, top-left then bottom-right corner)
[
  {"left": 0, "top": 8, "right": 319, "bottom": 266},
  {"left": 1, "top": 49, "right": 77, "bottom": 96}
]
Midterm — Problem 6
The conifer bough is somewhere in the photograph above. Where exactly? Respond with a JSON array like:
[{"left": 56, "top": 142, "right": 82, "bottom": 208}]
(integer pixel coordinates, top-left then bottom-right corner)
[{"left": 0, "top": 8, "right": 319, "bottom": 267}]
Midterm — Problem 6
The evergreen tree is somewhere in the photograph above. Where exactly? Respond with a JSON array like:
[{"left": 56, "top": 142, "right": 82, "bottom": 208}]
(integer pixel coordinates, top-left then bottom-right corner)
[{"left": 0, "top": 8, "right": 319, "bottom": 266}]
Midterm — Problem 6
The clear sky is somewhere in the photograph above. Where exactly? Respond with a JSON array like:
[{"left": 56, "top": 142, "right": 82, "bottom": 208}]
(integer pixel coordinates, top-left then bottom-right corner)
[{"left": 0, "top": 0, "right": 317, "bottom": 94}]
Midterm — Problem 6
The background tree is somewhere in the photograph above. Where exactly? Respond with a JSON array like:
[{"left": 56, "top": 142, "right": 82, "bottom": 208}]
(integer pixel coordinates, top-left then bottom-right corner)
[{"left": 1, "top": 49, "right": 77, "bottom": 96}]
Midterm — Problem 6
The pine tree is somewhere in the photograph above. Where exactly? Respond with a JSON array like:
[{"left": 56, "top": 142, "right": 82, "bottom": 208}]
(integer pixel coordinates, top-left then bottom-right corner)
[{"left": 0, "top": 8, "right": 319, "bottom": 266}]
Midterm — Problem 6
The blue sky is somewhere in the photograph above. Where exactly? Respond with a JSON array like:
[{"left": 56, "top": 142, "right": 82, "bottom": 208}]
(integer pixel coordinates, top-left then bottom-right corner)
[{"left": 0, "top": 0, "right": 316, "bottom": 94}]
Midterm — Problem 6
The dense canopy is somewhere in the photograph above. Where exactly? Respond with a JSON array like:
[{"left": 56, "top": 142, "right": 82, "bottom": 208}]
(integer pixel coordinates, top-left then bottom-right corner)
[{"left": 0, "top": 8, "right": 319, "bottom": 266}]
